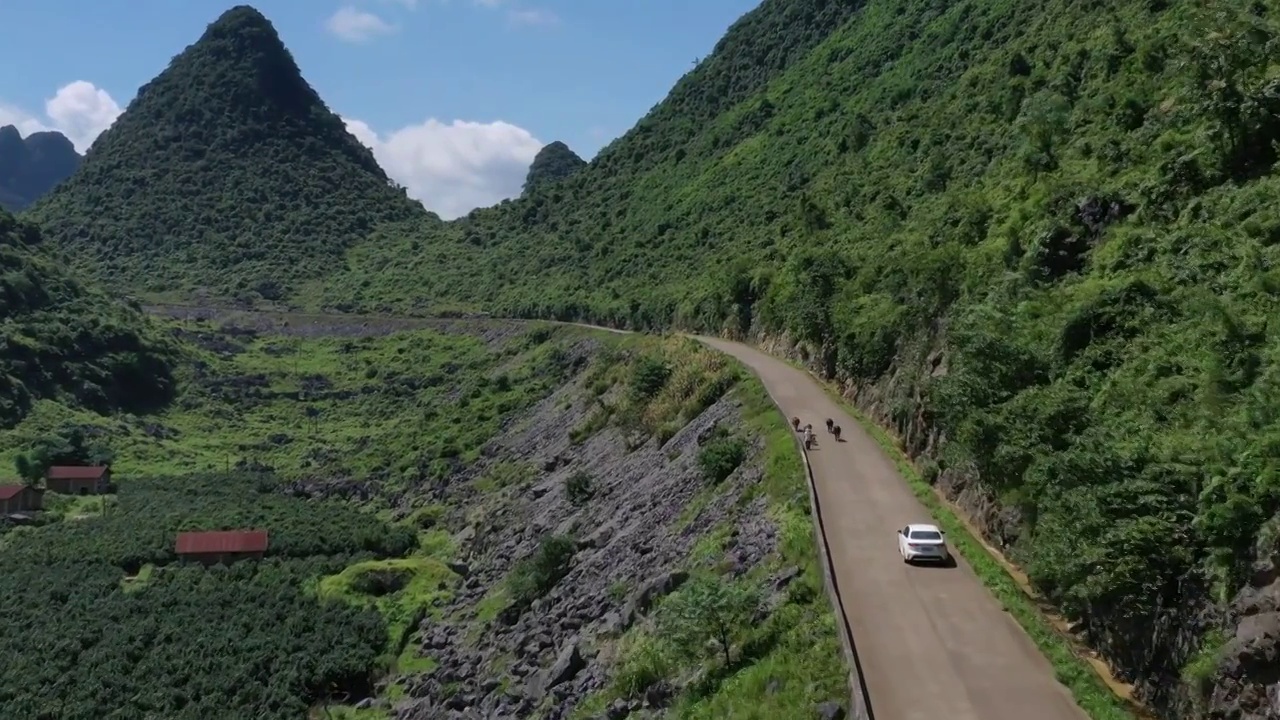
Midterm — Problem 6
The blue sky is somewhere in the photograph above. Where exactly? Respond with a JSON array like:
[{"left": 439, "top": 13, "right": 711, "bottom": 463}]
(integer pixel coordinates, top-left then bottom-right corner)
[{"left": 0, "top": 0, "right": 760, "bottom": 217}]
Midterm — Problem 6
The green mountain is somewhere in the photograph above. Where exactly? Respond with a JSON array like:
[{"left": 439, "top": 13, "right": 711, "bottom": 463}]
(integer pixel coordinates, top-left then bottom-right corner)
[
  {"left": 0, "top": 125, "right": 81, "bottom": 212},
  {"left": 522, "top": 141, "right": 586, "bottom": 194},
  {"left": 0, "top": 209, "right": 177, "bottom": 428},
  {"left": 309, "top": 0, "right": 1280, "bottom": 715},
  {"left": 26, "top": 5, "right": 422, "bottom": 303}
]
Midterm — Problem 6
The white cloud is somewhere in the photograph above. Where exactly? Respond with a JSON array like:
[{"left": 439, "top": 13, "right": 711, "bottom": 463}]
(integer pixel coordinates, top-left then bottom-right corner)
[
  {"left": 344, "top": 116, "right": 544, "bottom": 219},
  {"left": 326, "top": 7, "right": 397, "bottom": 43},
  {"left": 0, "top": 81, "right": 122, "bottom": 152},
  {"left": 2, "top": 80, "right": 546, "bottom": 220}
]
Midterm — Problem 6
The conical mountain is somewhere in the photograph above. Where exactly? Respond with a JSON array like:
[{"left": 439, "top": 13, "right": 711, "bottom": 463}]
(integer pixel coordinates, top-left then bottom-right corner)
[
  {"left": 28, "top": 5, "right": 423, "bottom": 300},
  {"left": 0, "top": 126, "right": 80, "bottom": 211},
  {"left": 522, "top": 141, "right": 586, "bottom": 194}
]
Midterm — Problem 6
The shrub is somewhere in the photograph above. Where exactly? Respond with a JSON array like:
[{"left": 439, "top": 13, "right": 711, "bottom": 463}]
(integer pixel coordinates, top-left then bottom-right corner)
[
  {"left": 508, "top": 534, "right": 577, "bottom": 606},
  {"left": 919, "top": 458, "right": 940, "bottom": 484},
  {"left": 611, "top": 633, "right": 675, "bottom": 699},
  {"left": 629, "top": 354, "right": 672, "bottom": 400},
  {"left": 698, "top": 435, "right": 749, "bottom": 484},
  {"left": 565, "top": 471, "right": 594, "bottom": 506},
  {"left": 408, "top": 504, "right": 446, "bottom": 529}
]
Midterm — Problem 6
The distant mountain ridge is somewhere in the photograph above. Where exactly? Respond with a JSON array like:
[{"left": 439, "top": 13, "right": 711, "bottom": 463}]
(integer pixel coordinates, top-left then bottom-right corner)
[
  {"left": 0, "top": 208, "right": 176, "bottom": 428},
  {"left": 26, "top": 4, "right": 423, "bottom": 302},
  {"left": 0, "top": 125, "right": 81, "bottom": 211}
]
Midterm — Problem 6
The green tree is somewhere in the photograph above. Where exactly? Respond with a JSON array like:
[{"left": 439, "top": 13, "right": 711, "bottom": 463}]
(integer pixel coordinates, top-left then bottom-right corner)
[
  {"left": 1180, "top": 7, "right": 1278, "bottom": 165},
  {"left": 657, "top": 575, "right": 762, "bottom": 667},
  {"left": 1015, "top": 91, "right": 1070, "bottom": 173},
  {"left": 13, "top": 454, "right": 40, "bottom": 487}
]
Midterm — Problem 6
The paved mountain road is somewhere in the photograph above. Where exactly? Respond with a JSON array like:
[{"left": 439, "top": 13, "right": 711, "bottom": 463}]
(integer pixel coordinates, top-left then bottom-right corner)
[{"left": 694, "top": 336, "right": 1087, "bottom": 720}]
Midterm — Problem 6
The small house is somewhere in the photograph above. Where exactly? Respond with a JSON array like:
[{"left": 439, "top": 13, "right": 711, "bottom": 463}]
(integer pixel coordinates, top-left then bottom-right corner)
[
  {"left": 175, "top": 530, "right": 269, "bottom": 566},
  {"left": 0, "top": 484, "right": 43, "bottom": 514},
  {"left": 45, "top": 466, "right": 111, "bottom": 495}
]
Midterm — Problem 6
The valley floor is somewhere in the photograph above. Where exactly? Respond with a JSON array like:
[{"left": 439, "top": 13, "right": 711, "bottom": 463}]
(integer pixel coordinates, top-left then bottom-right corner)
[{"left": 0, "top": 312, "right": 848, "bottom": 720}]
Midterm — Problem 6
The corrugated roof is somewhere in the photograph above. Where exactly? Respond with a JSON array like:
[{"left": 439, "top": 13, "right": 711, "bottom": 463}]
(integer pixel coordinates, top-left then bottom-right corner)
[
  {"left": 46, "top": 466, "right": 108, "bottom": 480},
  {"left": 0, "top": 485, "right": 26, "bottom": 500},
  {"left": 175, "top": 530, "right": 269, "bottom": 555}
]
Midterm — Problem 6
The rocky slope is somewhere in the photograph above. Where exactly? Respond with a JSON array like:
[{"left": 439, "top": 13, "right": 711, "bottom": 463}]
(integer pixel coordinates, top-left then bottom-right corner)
[
  {"left": 356, "top": 333, "right": 846, "bottom": 719},
  {"left": 0, "top": 125, "right": 80, "bottom": 211}
]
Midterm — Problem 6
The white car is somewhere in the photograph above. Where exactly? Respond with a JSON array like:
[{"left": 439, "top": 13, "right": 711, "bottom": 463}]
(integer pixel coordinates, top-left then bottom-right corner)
[{"left": 897, "top": 523, "right": 951, "bottom": 564}]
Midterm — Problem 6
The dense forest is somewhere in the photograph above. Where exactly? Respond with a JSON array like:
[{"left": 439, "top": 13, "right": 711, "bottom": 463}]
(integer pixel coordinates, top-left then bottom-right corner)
[
  {"left": 0, "top": 473, "right": 416, "bottom": 720},
  {"left": 24, "top": 5, "right": 424, "bottom": 302},
  {"left": 0, "top": 209, "right": 176, "bottom": 428},
  {"left": 522, "top": 141, "right": 587, "bottom": 195}
]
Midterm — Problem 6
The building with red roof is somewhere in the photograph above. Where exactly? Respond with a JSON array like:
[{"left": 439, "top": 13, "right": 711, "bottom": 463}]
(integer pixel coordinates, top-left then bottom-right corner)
[
  {"left": 175, "top": 530, "right": 269, "bottom": 566},
  {"left": 45, "top": 465, "right": 111, "bottom": 495},
  {"left": 0, "top": 484, "right": 43, "bottom": 515}
]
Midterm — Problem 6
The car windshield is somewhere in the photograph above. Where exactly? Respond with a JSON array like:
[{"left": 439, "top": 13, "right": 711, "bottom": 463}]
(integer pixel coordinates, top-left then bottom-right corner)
[{"left": 910, "top": 530, "right": 942, "bottom": 541}]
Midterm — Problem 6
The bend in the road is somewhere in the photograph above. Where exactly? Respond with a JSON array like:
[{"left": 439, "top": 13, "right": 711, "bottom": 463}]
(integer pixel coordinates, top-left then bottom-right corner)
[{"left": 694, "top": 335, "right": 1087, "bottom": 720}]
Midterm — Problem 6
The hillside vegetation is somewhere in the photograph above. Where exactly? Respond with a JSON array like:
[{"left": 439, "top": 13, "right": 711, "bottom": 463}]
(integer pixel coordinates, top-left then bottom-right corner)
[
  {"left": 0, "top": 316, "right": 848, "bottom": 719},
  {"left": 0, "top": 209, "right": 176, "bottom": 429},
  {"left": 523, "top": 141, "right": 587, "bottom": 195},
  {"left": 301, "top": 0, "right": 1280, "bottom": 715},
  {"left": 20, "top": 0, "right": 1280, "bottom": 713},
  {"left": 0, "top": 318, "right": 575, "bottom": 719},
  {"left": 0, "top": 125, "right": 80, "bottom": 211},
  {"left": 24, "top": 5, "right": 423, "bottom": 303},
  {"left": 0, "top": 471, "right": 416, "bottom": 720}
]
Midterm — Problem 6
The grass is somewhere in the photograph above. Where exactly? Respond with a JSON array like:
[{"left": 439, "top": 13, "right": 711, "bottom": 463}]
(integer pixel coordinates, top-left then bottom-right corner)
[
  {"left": 0, "top": 318, "right": 626, "bottom": 719},
  {"left": 120, "top": 563, "right": 155, "bottom": 593},
  {"left": 798, "top": 362, "right": 1146, "bottom": 720},
  {"left": 0, "top": 320, "right": 571, "bottom": 484},
  {"left": 316, "top": 557, "right": 459, "bottom": 650},
  {"left": 42, "top": 493, "right": 116, "bottom": 520},
  {"left": 473, "top": 585, "right": 511, "bottom": 626},
  {"left": 474, "top": 460, "right": 538, "bottom": 494},
  {"left": 396, "top": 641, "right": 440, "bottom": 674}
]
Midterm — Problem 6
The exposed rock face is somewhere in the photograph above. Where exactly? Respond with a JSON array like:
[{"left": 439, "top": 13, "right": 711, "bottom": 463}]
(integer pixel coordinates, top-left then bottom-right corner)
[
  {"left": 390, "top": 361, "right": 784, "bottom": 719},
  {"left": 1208, "top": 551, "right": 1280, "bottom": 719}
]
